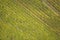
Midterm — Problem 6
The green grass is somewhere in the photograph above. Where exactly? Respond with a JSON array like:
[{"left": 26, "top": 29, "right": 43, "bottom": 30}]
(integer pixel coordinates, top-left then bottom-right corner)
[{"left": 0, "top": 0, "right": 60, "bottom": 40}]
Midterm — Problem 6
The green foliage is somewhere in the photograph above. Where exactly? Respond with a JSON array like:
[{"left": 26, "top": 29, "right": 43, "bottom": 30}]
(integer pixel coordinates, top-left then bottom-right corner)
[{"left": 0, "top": 0, "right": 60, "bottom": 40}]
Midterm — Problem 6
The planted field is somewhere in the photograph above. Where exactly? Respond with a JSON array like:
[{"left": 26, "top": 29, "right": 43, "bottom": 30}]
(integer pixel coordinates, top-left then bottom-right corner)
[{"left": 0, "top": 0, "right": 60, "bottom": 40}]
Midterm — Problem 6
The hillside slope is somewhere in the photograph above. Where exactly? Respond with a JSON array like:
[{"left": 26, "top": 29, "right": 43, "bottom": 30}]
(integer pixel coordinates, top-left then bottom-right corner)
[{"left": 0, "top": 0, "right": 60, "bottom": 40}]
